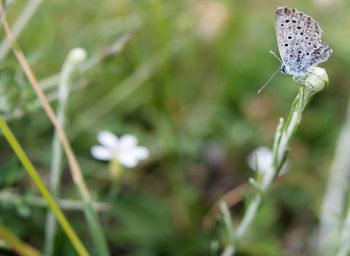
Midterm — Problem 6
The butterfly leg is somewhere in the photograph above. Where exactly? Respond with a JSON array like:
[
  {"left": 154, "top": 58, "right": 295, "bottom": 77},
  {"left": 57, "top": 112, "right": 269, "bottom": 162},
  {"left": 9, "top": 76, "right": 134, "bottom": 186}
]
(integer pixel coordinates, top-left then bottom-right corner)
[
  {"left": 293, "top": 75, "right": 316, "bottom": 89},
  {"left": 293, "top": 75, "right": 308, "bottom": 85}
]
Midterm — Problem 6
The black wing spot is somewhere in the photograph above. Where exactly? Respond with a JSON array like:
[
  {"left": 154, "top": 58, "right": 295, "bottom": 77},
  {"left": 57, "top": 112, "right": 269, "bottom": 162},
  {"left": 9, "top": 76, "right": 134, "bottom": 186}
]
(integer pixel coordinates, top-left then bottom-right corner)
[
  {"left": 288, "top": 36, "right": 292, "bottom": 39},
  {"left": 297, "top": 26, "right": 301, "bottom": 29},
  {"left": 284, "top": 43, "right": 288, "bottom": 47},
  {"left": 292, "top": 20, "right": 296, "bottom": 23},
  {"left": 285, "top": 19, "right": 290, "bottom": 23}
]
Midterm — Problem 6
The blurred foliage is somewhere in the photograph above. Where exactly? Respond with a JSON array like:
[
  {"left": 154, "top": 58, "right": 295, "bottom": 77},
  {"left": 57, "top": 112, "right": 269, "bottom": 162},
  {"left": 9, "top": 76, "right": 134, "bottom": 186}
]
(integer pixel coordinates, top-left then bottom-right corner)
[{"left": 0, "top": 0, "right": 348, "bottom": 255}]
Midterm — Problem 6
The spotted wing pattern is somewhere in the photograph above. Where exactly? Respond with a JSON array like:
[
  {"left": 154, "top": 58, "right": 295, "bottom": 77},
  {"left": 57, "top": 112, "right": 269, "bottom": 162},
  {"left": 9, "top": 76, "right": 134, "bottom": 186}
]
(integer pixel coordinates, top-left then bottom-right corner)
[{"left": 275, "top": 7, "right": 332, "bottom": 77}]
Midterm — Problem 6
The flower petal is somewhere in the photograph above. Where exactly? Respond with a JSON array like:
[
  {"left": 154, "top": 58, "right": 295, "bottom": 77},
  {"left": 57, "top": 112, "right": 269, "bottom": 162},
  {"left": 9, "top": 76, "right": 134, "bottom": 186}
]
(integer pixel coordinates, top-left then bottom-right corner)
[
  {"left": 248, "top": 147, "right": 272, "bottom": 175},
  {"left": 248, "top": 146, "right": 288, "bottom": 176},
  {"left": 119, "top": 134, "right": 137, "bottom": 149},
  {"left": 133, "top": 146, "right": 149, "bottom": 160},
  {"left": 91, "top": 146, "right": 112, "bottom": 161},
  {"left": 97, "top": 131, "right": 118, "bottom": 148},
  {"left": 117, "top": 152, "right": 138, "bottom": 168}
]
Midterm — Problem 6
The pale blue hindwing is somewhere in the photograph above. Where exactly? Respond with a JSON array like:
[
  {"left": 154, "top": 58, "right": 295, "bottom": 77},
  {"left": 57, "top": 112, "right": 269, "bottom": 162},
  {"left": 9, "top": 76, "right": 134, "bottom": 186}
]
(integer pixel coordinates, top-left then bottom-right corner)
[{"left": 275, "top": 7, "right": 333, "bottom": 78}]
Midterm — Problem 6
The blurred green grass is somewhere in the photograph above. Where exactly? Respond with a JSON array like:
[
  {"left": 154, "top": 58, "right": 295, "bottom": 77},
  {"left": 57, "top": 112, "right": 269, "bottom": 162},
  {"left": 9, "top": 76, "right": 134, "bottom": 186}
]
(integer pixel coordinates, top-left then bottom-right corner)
[{"left": 0, "top": 0, "right": 347, "bottom": 255}]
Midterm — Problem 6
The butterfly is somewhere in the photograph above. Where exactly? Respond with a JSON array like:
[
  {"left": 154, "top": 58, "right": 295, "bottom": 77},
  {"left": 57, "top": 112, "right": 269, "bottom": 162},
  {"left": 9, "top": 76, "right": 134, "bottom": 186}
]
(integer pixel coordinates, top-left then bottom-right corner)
[
  {"left": 259, "top": 7, "right": 333, "bottom": 93},
  {"left": 275, "top": 6, "right": 333, "bottom": 79}
]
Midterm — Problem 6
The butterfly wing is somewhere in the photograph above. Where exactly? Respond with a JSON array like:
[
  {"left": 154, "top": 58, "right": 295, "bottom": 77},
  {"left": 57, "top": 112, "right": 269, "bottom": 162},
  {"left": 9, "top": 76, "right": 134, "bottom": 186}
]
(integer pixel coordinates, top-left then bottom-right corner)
[{"left": 275, "top": 7, "right": 333, "bottom": 76}]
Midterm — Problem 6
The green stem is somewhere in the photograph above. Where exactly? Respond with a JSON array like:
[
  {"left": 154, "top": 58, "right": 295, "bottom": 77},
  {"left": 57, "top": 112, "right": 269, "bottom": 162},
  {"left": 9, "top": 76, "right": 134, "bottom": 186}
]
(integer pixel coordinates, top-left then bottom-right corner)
[
  {"left": 44, "top": 48, "right": 86, "bottom": 256},
  {"left": 0, "top": 191, "right": 111, "bottom": 211},
  {"left": 336, "top": 206, "right": 350, "bottom": 256},
  {"left": 221, "top": 67, "right": 329, "bottom": 255},
  {"left": 220, "top": 201, "right": 236, "bottom": 256},
  {"left": 220, "top": 201, "right": 235, "bottom": 244},
  {"left": 0, "top": 0, "right": 42, "bottom": 60},
  {"left": 0, "top": 225, "right": 41, "bottom": 256},
  {"left": 319, "top": 84, "right": 350, "bottom": 255},
  {"left": 0, "top": 3, "right": 110, "bottom": 255},
  {"left": 107, "top": 160, "right": 123, "bottom": 201},
  {"left": 0, "top": 116, "right": 89, "bottom": 256}
]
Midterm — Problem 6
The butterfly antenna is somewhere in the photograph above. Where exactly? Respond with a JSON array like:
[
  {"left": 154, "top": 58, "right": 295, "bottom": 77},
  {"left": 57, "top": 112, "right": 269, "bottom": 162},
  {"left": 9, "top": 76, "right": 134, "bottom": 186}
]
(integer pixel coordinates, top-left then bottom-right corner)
[
  {"left": 257, "top": 68, "right": 280, "bottom": 94},
  {"left": 269, "top": 50, "right": 282, "bottom": 63}
]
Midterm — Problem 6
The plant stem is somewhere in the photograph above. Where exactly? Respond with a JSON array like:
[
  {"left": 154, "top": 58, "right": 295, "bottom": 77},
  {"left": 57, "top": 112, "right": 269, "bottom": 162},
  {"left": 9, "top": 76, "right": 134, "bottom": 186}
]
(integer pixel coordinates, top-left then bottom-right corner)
[
  {"left": 0, "top": 191, "right": 111, "bottom": 211},
  {"left": 220, "top": 201, "right": 235, "bottom": 244},
  {"left": 44, "top": 48, "right": 86, "bottom": 256},
  {"left": 220, "top": 201, "right": 236, "bottom": 255},
  {"left": 336, "top": 207, "right": 350, "bottom": 256},
  {"left": 39, "top": 32, "right": 132, "bottom": 91},
  {"left": 0, "top": 116, "right": 89, "bottom": 256},
  {"left": 221, "top": 67, "right": 329, "bottom": 255},
  {"left": 0, "top": 0, "right": 42, "bottom": 60},
  {"left": 0, "top": 224, "right": 42, "bottom": 256},
  {"left": 0, "top": 3, "right": 109, "bottom": 255},
  {"left": 319, "top": 90, "right": 350, "bottom": 255}
]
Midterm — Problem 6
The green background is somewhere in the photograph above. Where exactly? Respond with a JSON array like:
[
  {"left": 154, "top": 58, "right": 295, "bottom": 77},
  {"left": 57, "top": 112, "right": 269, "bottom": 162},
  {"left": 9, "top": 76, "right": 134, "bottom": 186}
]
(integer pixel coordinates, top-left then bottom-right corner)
[{"left": 0, "top": 0, "right": 346, "bottom": 255}]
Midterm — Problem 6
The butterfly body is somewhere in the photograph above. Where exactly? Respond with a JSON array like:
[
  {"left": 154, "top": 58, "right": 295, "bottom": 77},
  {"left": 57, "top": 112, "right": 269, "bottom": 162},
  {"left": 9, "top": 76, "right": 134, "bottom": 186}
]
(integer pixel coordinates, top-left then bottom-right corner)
[{"left": 275, "top": 7, "right": 333, "bottom": 78}]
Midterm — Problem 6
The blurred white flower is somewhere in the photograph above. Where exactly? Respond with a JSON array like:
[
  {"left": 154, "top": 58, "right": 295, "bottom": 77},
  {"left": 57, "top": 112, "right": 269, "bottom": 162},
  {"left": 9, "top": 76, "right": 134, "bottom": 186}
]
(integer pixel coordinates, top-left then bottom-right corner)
[
  {"left": 193, "top": 0, "right": 229, "bottom": 41},
  {"left": 313, "top": 0, "right": 342, "bottom": 9},
  {"left": 248, "top": 147, "right": 288, "bottom": 176},
  {"left": 91, "top": 131, "right": 149, "bottom": 168}
]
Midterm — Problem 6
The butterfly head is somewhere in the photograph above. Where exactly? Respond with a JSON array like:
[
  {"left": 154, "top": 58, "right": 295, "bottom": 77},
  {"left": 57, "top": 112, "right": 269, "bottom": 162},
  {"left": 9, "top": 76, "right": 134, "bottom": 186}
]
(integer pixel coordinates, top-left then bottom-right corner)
[
  {"left": 280, "top": 64, "right": 287, "bottom": 74},
  {"left": 279, "top": 63, "right": 308, "bottom": 77}
]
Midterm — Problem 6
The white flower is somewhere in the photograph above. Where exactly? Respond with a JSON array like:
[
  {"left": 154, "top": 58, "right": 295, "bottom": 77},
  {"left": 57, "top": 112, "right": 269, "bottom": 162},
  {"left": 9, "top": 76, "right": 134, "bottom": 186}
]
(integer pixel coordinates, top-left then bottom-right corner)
[
  {"left": 248, "top": 147, "right": 288, "bottom": 176},
  {"left": 193, "top": 0, "right": 229, "bottom": 41},
  {"left": 91, "top": 131, "right": 149, "bottom": 168}
]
